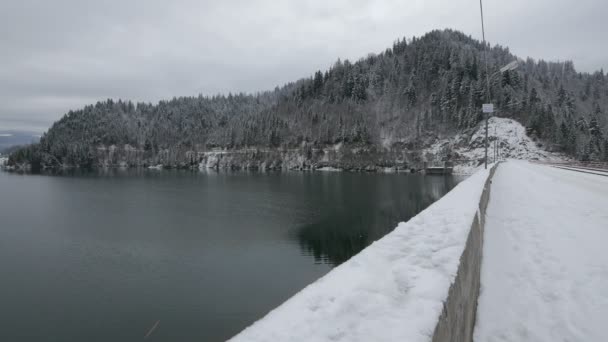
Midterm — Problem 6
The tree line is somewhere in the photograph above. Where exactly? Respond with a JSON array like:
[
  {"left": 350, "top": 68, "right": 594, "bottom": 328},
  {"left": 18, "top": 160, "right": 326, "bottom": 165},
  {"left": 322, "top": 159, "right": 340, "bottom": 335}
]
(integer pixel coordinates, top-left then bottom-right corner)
[{"left": 10, "top": 29, "right": 608, "bottom": 169}]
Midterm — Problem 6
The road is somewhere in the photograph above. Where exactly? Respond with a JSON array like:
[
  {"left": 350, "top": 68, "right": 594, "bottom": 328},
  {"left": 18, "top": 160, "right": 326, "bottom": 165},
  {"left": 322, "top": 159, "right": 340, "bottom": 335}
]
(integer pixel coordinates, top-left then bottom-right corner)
[{"left": 475, "top": 161, "right": 608, "bottom": 341}]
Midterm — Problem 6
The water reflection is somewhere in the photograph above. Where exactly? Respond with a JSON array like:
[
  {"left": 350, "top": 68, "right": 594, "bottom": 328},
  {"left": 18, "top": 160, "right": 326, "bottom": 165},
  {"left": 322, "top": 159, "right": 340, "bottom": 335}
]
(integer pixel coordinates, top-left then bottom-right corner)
[{"left": 295, "top": 174, "right": 460, "bottom": 265}]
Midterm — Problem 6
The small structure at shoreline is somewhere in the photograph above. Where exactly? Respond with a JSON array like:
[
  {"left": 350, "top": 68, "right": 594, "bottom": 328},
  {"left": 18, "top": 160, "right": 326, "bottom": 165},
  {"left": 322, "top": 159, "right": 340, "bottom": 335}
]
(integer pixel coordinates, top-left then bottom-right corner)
[{"left": 424, "top": 161, "right": 454, "bottom": 175}]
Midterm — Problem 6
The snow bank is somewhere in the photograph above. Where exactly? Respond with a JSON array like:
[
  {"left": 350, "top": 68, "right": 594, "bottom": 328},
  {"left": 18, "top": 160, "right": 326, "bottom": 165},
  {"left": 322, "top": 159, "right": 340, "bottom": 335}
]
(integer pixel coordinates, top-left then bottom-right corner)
[
  {"left": 229, "top": 167, "right": 493, "bottom": 342},
  {"left": 315, "top": 166, "right": 342, "bottom": 172},
  {"left": 424, "top": 117, "right": 568, "bottom": 175},
  {"left": 475, "top": 161, "right": 608, "bottom": 341}
]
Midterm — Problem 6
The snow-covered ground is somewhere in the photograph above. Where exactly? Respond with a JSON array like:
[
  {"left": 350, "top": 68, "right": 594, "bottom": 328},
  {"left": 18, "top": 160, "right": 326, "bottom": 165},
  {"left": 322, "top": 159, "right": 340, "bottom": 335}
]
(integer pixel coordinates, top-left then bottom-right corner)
[
  {"left": 424, "top": 117, "right": 568, "bottom": 174},
  {"left": 230, "top": 167, "right": 492, "bottom": 342},
  {"left": 475, "top": 161, "right": 608, "bottom": 341},
  {"left": 315, "top": 166, "right": 342, "bottom": 172}
]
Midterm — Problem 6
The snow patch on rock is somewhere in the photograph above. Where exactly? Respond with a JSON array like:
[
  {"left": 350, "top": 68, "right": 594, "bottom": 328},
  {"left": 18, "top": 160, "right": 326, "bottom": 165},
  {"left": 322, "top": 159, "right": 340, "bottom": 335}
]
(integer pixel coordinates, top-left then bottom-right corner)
[
  {"left": 316, "top": 166, "right": 342, "bottom": 172},
  {"left": 424, "top": 117, "right": 569, "bottom": 175}
]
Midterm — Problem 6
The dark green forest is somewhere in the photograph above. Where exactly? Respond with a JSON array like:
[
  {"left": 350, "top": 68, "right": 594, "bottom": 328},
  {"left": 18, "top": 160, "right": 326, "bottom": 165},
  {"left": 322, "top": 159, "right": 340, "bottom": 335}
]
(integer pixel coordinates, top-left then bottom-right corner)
[{"left": 9, "top": 29, "right": 608, "bottom": 169}]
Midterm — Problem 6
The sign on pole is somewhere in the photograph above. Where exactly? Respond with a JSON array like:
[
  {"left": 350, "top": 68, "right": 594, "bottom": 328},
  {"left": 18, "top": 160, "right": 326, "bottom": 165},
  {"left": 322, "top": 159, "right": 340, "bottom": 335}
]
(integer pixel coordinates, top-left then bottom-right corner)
[{"left": 482, "top": 103, "right": 494, "bottom": 113}]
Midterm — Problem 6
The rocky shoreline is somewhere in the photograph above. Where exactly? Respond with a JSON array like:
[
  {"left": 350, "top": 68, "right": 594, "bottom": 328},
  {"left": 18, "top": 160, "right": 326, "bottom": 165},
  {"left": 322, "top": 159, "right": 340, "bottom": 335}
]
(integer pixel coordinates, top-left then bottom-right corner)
[{"left": 5, "top": 144, "right": 428, "bottom": 173}]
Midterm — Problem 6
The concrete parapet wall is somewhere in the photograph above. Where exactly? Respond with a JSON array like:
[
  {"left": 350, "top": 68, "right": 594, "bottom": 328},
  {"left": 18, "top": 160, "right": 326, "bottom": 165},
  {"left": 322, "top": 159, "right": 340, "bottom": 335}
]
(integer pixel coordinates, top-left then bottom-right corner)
[{"left": 431, "top": 163, "right": 499, "bottom": 342}]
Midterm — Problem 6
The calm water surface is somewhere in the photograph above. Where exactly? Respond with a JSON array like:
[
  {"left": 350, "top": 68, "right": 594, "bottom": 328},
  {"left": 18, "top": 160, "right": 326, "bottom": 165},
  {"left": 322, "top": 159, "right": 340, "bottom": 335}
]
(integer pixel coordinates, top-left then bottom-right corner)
[{"left": 0, "top": 170, "right": 461, "bottom": 341}]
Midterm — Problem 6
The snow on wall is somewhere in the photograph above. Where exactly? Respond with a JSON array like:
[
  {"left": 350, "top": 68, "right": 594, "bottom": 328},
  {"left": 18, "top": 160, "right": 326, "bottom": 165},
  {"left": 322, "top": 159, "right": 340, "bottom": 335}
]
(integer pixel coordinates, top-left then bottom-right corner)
[
  {"left": 432, "top": 163, "right": 498, "bottom": 342},
  {"left": 229, "top": 167, "right": 493, "bottom": 342}
]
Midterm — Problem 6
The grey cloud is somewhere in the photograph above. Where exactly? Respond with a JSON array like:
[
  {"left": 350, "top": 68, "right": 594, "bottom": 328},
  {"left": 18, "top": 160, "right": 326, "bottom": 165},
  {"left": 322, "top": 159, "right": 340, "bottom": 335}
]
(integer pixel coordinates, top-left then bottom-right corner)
[{"left": 1, "top": 0, "right": 606, "bottom": 131}]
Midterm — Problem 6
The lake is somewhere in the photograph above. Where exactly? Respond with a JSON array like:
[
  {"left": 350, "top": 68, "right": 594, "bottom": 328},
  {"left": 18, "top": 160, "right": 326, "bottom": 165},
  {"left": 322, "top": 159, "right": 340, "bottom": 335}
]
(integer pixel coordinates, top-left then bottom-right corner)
[{"left": 0, "top": 170, "right": 461, "bottom": 341}]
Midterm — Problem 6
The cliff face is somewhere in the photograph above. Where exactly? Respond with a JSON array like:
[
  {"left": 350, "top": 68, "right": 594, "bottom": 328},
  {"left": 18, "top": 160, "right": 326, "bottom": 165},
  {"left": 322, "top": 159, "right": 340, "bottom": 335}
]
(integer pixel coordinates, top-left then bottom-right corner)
[{"left": 91, "top": 144, "right": 419, "bottom": 172}]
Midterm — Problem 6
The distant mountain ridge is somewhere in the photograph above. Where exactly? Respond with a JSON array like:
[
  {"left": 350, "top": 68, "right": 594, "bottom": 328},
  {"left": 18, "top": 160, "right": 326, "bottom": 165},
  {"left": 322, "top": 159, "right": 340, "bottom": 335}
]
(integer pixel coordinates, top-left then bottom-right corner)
[
  {"left": 8, "top": 29, "right": 608, "bottom": 170},
  {"left": 0, "top": 130, "right": 41, "bottom": 154}
]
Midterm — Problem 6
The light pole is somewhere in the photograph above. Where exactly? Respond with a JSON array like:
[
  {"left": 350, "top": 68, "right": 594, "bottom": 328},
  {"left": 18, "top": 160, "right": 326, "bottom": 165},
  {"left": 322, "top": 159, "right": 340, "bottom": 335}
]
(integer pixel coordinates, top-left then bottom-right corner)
[
  {"left": 482, "top": 63, "right": 519, "bottom": 164},
  {"left": 479, "top": 0, "right": 518, "bottom": 168},
  {"left": 494, "top": 126, "right": 497, "bottom": 162},
  {"left": 479, "top": 0, "right": 491, "bottom": 169}
]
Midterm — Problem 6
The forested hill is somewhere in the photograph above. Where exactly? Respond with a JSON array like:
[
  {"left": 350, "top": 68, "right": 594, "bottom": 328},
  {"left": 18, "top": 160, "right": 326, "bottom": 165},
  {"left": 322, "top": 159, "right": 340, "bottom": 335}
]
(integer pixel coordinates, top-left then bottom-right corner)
[{"left": 9, "top": 29, "right": 608, "bottom": 170}]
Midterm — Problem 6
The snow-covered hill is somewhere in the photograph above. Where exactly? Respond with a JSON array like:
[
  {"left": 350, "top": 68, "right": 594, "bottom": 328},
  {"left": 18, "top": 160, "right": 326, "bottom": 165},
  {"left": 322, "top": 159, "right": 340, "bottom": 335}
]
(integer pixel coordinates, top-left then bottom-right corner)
[{"left": 424, "top": 117, "right": 569, "bottom": 174}]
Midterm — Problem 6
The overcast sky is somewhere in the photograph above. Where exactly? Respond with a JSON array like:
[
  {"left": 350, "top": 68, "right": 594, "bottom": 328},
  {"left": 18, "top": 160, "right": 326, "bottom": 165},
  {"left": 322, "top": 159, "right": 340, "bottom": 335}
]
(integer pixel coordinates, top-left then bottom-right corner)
[{"left": 1, "top": 0, "right": 606, "bottom": 132}]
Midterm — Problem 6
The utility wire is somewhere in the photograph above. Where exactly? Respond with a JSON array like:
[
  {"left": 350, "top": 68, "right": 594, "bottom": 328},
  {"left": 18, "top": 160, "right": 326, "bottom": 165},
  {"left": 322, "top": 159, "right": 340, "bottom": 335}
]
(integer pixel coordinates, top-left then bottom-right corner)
[{"left": 480, "top": 0, "right": 491, "bottom": 169}]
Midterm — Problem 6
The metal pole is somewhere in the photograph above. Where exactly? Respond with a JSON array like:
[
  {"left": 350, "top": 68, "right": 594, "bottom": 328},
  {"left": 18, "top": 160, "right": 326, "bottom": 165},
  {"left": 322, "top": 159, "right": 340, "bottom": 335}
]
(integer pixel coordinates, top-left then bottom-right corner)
[
  {"left": 480, "top": 0, "right": 491, "bottom": 169},
  {"left": 494, "top": 126, "right": 497, "bottom": 162}
]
